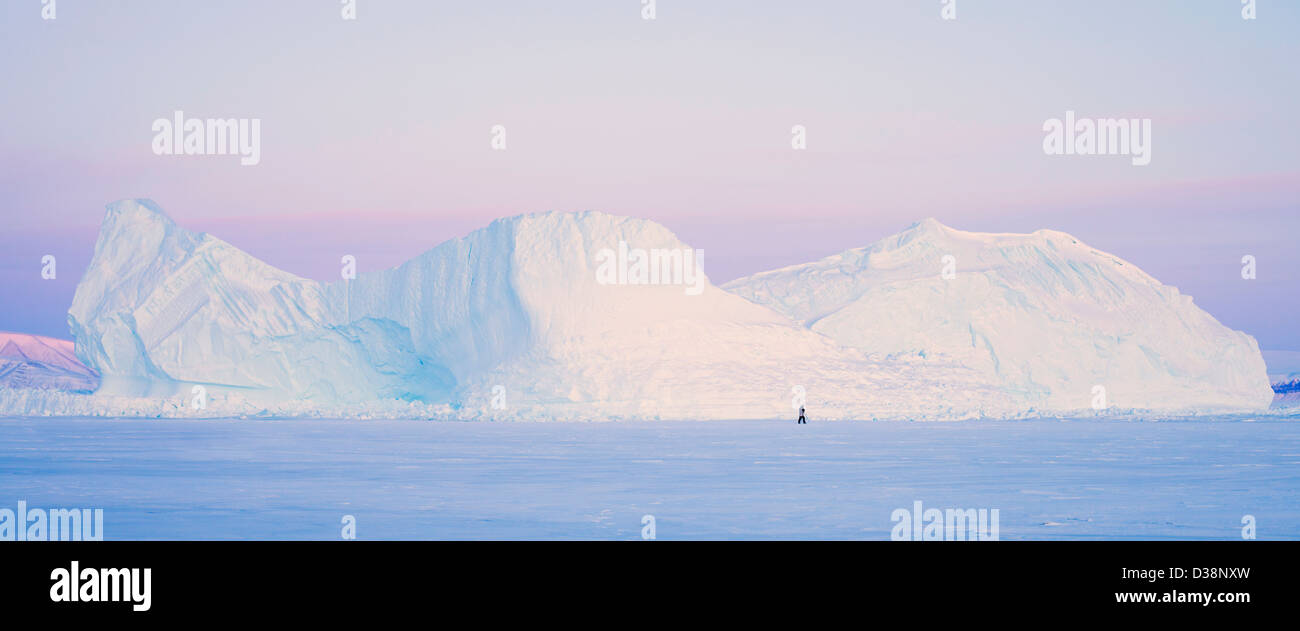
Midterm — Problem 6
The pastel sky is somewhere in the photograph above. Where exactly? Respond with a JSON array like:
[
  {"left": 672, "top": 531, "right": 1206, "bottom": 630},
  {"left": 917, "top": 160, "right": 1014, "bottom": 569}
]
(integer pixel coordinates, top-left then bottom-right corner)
[{"left": 1, "top": 1, "right": 1297, "bottom": 348}]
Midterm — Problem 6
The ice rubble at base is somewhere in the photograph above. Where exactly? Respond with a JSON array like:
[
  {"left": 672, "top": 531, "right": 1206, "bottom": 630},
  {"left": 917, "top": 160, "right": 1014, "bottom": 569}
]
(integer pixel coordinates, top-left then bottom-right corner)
[{"left": 2, "top": 199, "right": 1275, "bottom": 420}]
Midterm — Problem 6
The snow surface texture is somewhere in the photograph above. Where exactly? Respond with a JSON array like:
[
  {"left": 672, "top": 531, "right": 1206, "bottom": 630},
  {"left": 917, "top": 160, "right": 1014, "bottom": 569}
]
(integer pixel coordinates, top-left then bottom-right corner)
[
  {"left": 725, "top": 218, "right": 1273, "bottom": 414},
  {"left": 0, "top": 332, "right": 98, "bottom": 392},
  {"left": 0, "top": 417, "right": 1294, "bottom": 539},
  {"left": 6, "top": 199, "right": 1270, "bottom": 420}
]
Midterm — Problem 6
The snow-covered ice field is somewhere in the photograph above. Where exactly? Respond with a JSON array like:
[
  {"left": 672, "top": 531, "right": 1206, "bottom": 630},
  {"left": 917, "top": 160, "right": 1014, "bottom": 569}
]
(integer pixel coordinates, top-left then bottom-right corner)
[{"left": 1, "top": 417, "right": 1296, "bottom": 540}]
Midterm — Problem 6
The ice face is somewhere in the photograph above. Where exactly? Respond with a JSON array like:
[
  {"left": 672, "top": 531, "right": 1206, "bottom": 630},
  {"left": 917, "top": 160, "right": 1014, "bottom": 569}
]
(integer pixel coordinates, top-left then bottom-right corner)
[
  {"left": 66, "top": 199, "right": 442, "bottom": 403},
  {"left": 724, "top": 218, "right": 1275, "bottom": 413}
]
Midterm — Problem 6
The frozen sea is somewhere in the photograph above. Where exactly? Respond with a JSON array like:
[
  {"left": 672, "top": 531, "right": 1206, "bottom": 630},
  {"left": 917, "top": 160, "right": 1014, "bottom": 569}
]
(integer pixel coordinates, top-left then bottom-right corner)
[{"left": 0, "top": 416, "right": 1296, "bottom": 540}]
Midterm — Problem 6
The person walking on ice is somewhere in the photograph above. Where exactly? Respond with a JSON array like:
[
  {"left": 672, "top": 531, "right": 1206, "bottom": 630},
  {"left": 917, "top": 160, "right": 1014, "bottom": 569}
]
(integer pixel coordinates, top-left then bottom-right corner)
[{"left": 798, "top": 406, "right": 806, "bottom": 424}]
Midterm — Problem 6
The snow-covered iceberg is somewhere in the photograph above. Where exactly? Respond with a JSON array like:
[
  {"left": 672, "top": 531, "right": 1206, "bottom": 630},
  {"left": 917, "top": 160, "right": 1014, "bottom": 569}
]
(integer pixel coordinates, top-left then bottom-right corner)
[
  {"left": 724, "top": 218, "right": 1274, "bottom": 413},
  {"left": 31, "top": 201, "right": 1271, "bottom": 420}
]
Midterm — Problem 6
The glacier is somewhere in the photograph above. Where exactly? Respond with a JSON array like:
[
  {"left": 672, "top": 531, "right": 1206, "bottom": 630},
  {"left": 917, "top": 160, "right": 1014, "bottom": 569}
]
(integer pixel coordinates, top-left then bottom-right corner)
[
  {"left": 724, "top": 218, "right": 1274, "bottom": 413},
  {"left": 0, "top": 200, "right": 1274, "bottom": 420}
]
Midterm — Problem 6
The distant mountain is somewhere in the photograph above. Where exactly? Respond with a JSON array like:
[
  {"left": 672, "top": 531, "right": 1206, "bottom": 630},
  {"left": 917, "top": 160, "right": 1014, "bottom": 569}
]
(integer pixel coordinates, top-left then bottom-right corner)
[
  {"left": 1271, "top": 379, "right": 1300, "bottom": 409},
  {"left": 724, "top": 218, "right": 1273, "bottom": 413},
  {"left": 1262, "top": 350, "right": 1300, "bottom": 385},
  {"left": 0, "top": 332, "right": 99, "bottom": 392}
]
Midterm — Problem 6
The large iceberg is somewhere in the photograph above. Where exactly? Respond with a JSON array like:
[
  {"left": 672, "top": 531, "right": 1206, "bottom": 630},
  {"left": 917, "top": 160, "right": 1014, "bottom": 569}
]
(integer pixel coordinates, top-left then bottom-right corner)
[
  {"left": 64, "top": 200, "right": 1016, "bottom": 420},
  {"left": 46, "top": 200, "right": 1272, "bottom": 419},
  {"left": 724, "top": 218, "right": 1274, "bottom": 413}
]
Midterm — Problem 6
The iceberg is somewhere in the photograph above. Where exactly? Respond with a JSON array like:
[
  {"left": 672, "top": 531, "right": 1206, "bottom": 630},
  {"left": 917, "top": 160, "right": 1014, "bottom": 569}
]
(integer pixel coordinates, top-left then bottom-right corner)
[
  {"left": 723, "top": 218, "right": 1274, "bottom": 413},
  {"left": 30, "top": 201, "right": 1271, "bottom": 420},
  {"left": 63, "top": 200, "right": 1015, "bottom": 420}
]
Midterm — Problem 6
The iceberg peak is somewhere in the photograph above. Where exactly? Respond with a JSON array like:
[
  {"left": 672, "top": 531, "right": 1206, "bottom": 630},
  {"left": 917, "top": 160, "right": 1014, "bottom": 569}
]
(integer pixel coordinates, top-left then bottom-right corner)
[{"left": 105, "top": 197, "right": 168, "bottom": 219}]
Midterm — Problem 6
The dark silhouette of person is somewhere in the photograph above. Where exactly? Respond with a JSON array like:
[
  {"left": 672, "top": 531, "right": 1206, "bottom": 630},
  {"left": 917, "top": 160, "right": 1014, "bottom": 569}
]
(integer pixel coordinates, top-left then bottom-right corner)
[{"left": 798, "top": 406, "right": 806, "bottom": 424}]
